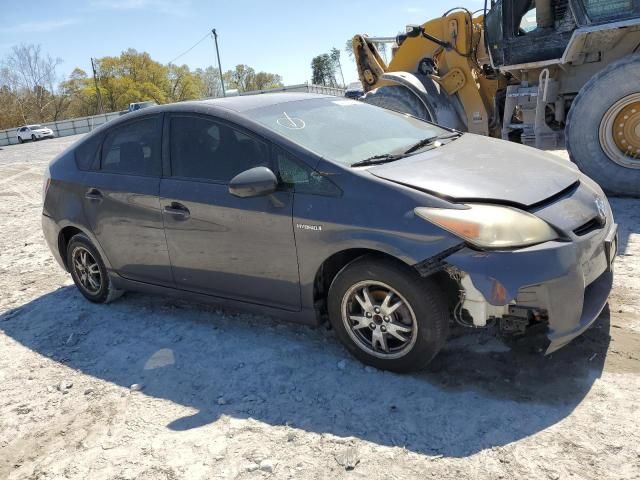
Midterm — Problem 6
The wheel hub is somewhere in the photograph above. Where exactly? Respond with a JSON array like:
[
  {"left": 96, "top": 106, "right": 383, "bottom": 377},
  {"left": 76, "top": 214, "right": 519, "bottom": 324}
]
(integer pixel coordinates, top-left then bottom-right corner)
[
  {"left": 72, "top": 246, "right": 102, "bottom": 294},
  {"left": 599, "top": 93, "right": 640, "bottom": 169},
  {"left": 612, "top": 100, "right": 640, "bottom": 156},
  {"left": 341, "top": 281, "right": 418, "bottom": 360}
]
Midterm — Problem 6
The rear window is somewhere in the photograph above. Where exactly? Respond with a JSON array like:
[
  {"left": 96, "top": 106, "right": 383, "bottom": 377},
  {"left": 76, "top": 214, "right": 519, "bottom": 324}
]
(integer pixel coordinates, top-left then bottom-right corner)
[{"left": 101, "top": 117, "right": 162, "bottom": 176}]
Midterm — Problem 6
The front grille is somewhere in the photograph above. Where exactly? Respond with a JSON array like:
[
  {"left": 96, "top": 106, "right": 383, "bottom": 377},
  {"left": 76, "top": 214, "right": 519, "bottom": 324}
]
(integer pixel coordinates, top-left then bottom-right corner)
[{"left": 573, "top": 217, "right": 605, "bottom": 236}]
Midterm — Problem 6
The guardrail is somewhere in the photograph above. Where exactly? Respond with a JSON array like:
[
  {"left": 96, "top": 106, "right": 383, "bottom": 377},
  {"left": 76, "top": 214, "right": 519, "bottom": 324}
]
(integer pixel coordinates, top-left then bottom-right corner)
[
  {"left": 0, "top": 111, "right": 124, "bottom": 147},
  {"left": 0, "top": 83, "right": 346, "bottom": 147}
]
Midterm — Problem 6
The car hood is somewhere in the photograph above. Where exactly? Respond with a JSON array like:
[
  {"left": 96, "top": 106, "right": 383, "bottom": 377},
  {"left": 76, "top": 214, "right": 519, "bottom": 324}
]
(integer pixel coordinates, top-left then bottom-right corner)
[{"left": 368, "top": 134, "right": 580, "bottom": 207}]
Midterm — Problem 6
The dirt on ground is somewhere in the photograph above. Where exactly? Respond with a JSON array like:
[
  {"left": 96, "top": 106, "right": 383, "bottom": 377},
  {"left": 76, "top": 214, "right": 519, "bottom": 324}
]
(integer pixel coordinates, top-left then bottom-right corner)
[{"left": 0, "top": 136, "right": 639, "bottom": 479}]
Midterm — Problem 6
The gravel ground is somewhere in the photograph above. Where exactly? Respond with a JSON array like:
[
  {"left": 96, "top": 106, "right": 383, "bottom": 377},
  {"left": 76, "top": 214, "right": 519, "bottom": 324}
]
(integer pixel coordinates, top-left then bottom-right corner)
[{"left": 0, "top": 136, "right": 639, "bottom": 480}]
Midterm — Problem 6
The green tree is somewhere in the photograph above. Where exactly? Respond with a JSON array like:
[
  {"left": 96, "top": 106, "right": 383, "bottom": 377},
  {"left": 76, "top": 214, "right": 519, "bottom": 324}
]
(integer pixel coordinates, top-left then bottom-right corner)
[
  {"left": 252, "top": 71, "right": 283, "bottom": 91},
  {"left": 330, "top": 47, "right": 345, "bottom": 87},
  {"left": 167, "top": 64, "right": 205, "bottom": 102},
  {"left": 311, "top": 54, "right": 337, "bottom": 87},
  {"left": 95, "top": 49, "right": 169, "bottom": 111}
]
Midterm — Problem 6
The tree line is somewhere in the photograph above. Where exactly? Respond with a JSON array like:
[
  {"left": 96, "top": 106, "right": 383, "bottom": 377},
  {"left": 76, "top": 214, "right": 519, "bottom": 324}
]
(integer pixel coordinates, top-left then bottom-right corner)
[{"left": 0, "top": 44, "right": 284, "bottom": 130}]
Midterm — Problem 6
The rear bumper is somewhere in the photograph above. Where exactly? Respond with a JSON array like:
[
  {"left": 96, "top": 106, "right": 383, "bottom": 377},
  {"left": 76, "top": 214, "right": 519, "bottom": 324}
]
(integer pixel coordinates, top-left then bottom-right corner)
[{"left": 444, "top": 222, "right": 617, "bottom": 354}]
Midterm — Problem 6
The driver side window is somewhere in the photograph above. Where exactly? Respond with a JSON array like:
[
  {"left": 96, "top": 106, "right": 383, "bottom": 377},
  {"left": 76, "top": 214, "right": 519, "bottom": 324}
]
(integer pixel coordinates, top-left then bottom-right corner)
[{"left": 170, "top": 115, "right": 270, "bottom": 183}]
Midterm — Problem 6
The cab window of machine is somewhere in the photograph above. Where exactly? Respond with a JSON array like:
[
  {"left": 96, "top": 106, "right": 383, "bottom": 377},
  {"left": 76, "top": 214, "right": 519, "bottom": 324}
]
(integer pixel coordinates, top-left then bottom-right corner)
[
  {"left": 584, "top": 0, "right": 634, "bottom": 21},
  {"left": 518, "top": 7, "right": 538, "bottom": 33}
]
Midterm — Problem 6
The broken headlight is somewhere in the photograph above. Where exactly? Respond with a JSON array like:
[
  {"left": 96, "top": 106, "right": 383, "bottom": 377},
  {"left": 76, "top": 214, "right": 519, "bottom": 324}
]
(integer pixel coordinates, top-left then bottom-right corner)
[{"left": 414, "top": 204, "right": 558, "bottom": 249}]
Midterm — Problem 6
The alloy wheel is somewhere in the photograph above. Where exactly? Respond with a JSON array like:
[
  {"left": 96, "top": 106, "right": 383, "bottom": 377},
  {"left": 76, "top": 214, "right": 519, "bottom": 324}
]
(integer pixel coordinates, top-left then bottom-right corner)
[
  {"left": 72, "top": 246, "right": 102, "bottom": 294},
  {"left": 341, "top": 280, "right": 418, "bottom": 359}
]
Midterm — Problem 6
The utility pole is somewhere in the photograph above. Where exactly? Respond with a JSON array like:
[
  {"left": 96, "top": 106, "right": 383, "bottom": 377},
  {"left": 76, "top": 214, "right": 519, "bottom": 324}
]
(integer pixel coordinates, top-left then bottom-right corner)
[
  {"left": 90, "top": 57, "right": 104, "bottom": 114},
  {"left": 212, "top": 29, "right": 226, "bottom": 97}
]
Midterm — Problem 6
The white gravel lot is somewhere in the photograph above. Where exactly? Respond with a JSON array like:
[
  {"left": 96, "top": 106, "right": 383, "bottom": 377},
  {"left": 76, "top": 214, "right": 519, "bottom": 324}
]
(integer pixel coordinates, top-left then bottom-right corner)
[{"left": 0, "top": 135, "right": 639, "bottom": 479}]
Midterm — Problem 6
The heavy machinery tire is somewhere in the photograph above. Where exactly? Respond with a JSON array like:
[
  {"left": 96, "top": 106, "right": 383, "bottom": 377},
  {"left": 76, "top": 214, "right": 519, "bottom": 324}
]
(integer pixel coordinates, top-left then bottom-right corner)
[
  {"left": 566, "top": 54, "right": 640, "bottom": 196},
  {"left": 362, "top": 85, "right": 430, "bottom": 120},
  {"left": 363, "top": 82, "right": 467, "bottom": 132},
  {"left": 328, "top": 255, "right": 449, "bottom": 373}
]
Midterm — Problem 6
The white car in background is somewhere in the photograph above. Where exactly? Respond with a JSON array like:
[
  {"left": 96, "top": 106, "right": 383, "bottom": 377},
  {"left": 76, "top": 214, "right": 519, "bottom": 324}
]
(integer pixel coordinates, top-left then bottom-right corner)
[{"left": 17, "top": 125, "right": 55, "bottom": 143}]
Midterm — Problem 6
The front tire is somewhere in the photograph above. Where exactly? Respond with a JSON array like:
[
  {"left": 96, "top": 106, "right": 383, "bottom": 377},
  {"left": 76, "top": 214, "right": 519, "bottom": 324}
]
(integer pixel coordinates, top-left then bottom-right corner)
[
  {"left": 328, "top": 256, "right": 449, "bottom": 372},
  {"left": 566, "top": 54, "right": 640, "bottom": 196},
  {"left": 66, "top": 233, "right": 123, "bottom": 304},
  {"left": 31, "top": 134, "right": 36, "bottom": 142}
]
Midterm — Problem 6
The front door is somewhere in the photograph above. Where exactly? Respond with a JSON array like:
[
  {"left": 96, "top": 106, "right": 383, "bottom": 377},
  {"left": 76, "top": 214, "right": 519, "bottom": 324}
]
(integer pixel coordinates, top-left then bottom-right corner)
[
  {"left": 82, "top": 115, "right": 173, "bottom": 286},
  {"left": 160, "top": 113, "right": 301, "bottom": 310}
]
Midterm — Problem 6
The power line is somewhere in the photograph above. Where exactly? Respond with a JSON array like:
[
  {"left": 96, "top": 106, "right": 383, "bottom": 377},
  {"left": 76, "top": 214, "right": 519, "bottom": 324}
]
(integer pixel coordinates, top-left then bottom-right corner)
[{"left": 168, "top": 31, "right": 212, "bottom": 65}]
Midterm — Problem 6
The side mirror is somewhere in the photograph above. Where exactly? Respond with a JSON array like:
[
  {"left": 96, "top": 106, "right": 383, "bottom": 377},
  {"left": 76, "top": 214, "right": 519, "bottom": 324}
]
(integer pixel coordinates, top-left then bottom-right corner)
[{"left": 229, "top": 166, "right": 278, "bottom": 198}]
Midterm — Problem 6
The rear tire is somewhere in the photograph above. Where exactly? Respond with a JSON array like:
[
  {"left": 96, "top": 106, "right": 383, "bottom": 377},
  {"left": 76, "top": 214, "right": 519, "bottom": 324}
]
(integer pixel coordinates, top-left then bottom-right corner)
[
  {"left": 566, "top": 54, "right": 640, "bottom": 196},
  {"left": 17, "top": 137, "right": 23, "bottom": 144},
  {"left": 66, "top": 233, "right": 123, "bottom": 304},
  {"left": 328, "top": 255, "right": 449, "bottom": 372}
]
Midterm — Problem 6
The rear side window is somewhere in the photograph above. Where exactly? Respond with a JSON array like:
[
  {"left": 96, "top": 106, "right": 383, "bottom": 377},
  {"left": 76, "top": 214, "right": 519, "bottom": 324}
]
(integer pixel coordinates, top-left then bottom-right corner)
[
  {"left": 75, "top": 134, "right": 102, "bottom": 171},
  {"left": 101, "top": 116, "right": 162, "bottom": 176},
  {"left": 169, "top": 115, "right": 270, "bottom": 183}
]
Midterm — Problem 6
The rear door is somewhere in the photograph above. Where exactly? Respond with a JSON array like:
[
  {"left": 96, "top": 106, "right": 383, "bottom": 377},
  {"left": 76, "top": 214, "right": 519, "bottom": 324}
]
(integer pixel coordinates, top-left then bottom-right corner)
[
  {"left": 82, "top": 114, "right": 173, "bottom": 286},
  {"left": 160, "top": 113, "right": 301, "bottom": 310}
]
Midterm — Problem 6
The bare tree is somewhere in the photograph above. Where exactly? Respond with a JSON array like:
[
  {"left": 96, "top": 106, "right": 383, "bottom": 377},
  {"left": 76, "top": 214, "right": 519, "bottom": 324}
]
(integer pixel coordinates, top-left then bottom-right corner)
[
  {"left": 196, "top": 66, "right": 224, "bottom": 98},
  {"left": 2, "top": 44, "right": 62, "bottom": 122}
]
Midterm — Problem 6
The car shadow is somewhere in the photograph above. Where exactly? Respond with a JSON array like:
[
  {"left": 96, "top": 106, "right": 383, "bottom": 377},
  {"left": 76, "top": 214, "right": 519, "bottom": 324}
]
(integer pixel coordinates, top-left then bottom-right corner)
[{"left": 0, "top": 286, "right": 610, "bottom": 458}]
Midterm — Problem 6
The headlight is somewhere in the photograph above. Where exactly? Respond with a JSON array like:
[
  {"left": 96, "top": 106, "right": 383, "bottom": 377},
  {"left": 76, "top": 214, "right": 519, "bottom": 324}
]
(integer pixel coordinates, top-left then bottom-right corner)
[{"left": 414, "top": 204, "right": 558, "bottom": 249}]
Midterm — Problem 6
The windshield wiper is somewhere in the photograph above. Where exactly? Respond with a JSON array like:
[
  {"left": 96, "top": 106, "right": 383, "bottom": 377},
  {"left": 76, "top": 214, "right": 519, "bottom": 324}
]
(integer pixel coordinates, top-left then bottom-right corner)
[
  {"left": 351, "top": 132, "right": 461, "bottom": 168},
  {"left": 403, "top": 132, "right": 461, "bottom": 155},
  {"left": 350, "top": 153, "right": 406, "bottom": 168}
]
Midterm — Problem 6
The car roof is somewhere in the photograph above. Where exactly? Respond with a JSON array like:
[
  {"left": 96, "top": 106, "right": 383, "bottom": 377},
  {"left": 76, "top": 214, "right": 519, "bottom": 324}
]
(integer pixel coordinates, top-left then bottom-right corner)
[
  {"left": 190, "top": 92, "right": 333, "bottom": 113},
  {"left": 82, "top": 92, "right": 337, "bottom": 137}
]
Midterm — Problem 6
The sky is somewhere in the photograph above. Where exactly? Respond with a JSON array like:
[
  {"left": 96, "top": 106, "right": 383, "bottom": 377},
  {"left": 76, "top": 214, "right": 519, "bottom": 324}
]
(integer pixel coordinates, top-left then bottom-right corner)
[{"left": 0, "top": 0, "right": 484, "bottom": 87}]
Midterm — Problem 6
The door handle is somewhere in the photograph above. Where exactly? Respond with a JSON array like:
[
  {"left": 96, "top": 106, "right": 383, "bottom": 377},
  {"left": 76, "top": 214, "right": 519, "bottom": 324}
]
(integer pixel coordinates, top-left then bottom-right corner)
[
  {"left": 163, "top": 202, "right": 190, "bottom": 220},
  {"left": 85, "top": 188, "right": 103, "bottom": 202}
]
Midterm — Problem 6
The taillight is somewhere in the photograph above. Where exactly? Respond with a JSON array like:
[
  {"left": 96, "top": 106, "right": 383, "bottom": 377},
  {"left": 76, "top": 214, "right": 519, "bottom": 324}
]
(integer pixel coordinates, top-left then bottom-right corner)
[{"left": 42, "top": 176, "right": 51, "bottom": 204}]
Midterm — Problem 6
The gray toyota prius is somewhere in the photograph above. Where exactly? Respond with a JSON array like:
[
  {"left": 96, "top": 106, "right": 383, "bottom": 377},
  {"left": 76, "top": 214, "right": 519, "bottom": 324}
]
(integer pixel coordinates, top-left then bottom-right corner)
[{"left": 42, "top": 93, "right": 617, "bottom": 372}]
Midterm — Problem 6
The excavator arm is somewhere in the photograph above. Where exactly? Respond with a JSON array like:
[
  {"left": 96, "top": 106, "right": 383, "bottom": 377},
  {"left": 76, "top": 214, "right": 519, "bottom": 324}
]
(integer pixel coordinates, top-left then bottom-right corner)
[{"left": 353, "top": 10, "right": 502, "bottom": 136}]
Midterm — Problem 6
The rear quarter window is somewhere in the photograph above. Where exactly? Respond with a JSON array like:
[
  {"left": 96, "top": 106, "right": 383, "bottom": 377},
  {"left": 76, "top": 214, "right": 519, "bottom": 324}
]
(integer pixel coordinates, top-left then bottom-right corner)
[
  {"left": 101, "top": 116, "right": 162, "bottom": 176},
  {"left": 74, "top": 134, "right": 103, "bottom": 171}
]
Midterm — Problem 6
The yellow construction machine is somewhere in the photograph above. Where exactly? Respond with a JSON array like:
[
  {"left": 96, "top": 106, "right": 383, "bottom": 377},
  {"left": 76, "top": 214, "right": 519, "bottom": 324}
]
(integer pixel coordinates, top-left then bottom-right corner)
[{"left": 353, "top": 1, "right": 640, "bottom": 196}]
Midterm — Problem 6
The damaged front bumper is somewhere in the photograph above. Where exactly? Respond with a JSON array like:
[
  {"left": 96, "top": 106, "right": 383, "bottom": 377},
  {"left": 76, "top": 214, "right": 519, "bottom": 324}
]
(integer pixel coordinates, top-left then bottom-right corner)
[{"left": 439, "top": 222, "right": 618, "bottom": 354}]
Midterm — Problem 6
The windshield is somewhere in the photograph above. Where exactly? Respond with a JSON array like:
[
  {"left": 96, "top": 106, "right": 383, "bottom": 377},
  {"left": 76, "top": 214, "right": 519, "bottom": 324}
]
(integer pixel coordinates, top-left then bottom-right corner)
[
  {"left": 249, "top": 97, "right": 450, "bottom": 166},
  {"left": 29, "top": 125, "right": 44, "bottom": 130}
]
